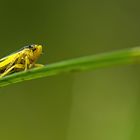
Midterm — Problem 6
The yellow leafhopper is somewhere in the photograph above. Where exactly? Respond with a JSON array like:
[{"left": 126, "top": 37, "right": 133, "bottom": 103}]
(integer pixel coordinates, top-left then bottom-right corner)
[{"left": 0, "top": 44, "right": 43, "bottom": 78}]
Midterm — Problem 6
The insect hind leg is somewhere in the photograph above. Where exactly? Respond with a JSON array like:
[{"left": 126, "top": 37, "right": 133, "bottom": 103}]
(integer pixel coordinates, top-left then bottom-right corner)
[{"left": 0, "top": 64, "right": 24, "bottom": 78}]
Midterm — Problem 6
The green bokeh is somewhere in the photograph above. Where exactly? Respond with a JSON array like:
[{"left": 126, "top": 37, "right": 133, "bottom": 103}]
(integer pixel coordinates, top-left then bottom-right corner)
[{"left": 0, "top": 0, "right": 140, "bottom": 140}]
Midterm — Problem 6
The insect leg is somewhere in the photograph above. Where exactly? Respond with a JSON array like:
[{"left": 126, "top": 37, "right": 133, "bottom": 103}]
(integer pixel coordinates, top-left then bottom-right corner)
[
  {"left": 25, "top": 56, "right": 30, "bottom": 71},
  {"left": 4, "top": 53, "right": 22, "bottom": 71},
  {"left": 0, "top": 64, "right": 24, "bottom": 78}
]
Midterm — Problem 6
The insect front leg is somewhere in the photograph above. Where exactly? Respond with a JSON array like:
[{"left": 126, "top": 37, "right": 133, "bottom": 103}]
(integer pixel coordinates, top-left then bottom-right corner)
[{"left": 0, "top": 64, "right": 24, "bottom": 78}]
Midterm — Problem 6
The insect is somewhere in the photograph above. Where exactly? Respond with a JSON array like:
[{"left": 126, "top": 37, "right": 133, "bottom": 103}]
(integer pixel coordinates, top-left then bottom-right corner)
[{"left": 0, "top": 44, "right": 43, "bottom": 78}]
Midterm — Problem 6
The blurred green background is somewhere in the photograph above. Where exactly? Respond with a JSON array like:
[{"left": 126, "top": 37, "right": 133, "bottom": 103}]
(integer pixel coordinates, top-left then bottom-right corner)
[{"left": 0, "top": 0, "right": 140, "bottom": 140}]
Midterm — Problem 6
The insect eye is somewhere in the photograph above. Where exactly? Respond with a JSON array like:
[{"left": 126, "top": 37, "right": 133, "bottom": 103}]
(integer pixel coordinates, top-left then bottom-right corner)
[
  {"left": 23, "top": 44, "right": 37, "bottom": 51},
  {"left": 28, "top": 45, "right": 33, "bottom": 48}
]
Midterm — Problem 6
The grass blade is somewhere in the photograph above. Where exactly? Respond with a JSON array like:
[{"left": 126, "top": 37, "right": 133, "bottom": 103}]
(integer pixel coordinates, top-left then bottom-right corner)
[{"left": 0, "top": 47, "right": 140, "bottom": 87}]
